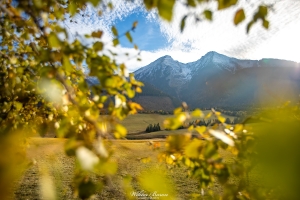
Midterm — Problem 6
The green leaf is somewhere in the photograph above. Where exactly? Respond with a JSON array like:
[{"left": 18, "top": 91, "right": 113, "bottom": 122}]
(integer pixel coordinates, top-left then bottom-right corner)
[
  {"left": 187, "top": 0, "right": 196, "bottom": 7},
  {"left": 180, "top": 15, "right": 187, "bottom": 32},
  {"left": 48, "top": 33, "right": 60, "bottom": 48},
  {"left": 93, "top": 41, "right": 104, "bottom": 51},
  {"left": 33, "top": 0, "right": 42, "bottom": 8},
  {"left": 157, "top": 0, "right": 175, "bottom": 21},
  {"left": 14, "top": 101, "right": 23, "bottom": 111},
  {"left": 125, "top": 32, "right": 133, "bottom": 43},
  {"left": 217, "top": 167, "right": 230, "bottom": 184},
  {"left": 63, "top": 55, "right": 72, "bottom": 72},
  {"left": 108, "top": 2, "right": 113, "bottom": 9},
  {"left": 78, "top": 180, "right": 101, "bottom": 200},
  {"left": 91, "top": 30, "right": 103, "bottom": 38},
  {"left": 143, "top": 0, "right": 157, "bottom": 9},
  {"left": 69, "top": 2, "right": 77, "bottom": 16},
  {"left": 65, "top": 139, "right": 78, "bottom": 156},
  {"left": 90, "top": 0, "right": 99, "bottom": 7},
  {"left": 113, "top": 39, "right": 119, "bottom": 46},
  {"left": 263, "top": 19, "right": 269, "bottom": 29},
  {"left": 234, "top": 9, "right": 245, "bottom": 25},
  {"left": 203, "top": 10, "right": 213, "bottom": 21},
  {"left": 258, "top": 5, "right": 268, "bottom": 17},
  {"left": 111, "top": 26, "right": 118, "bottom": 37},
  {"left": 218, "top": 0, "right": 238, "bottom": 10},
  {"left": 246, "top": 21, "right": 254, "bottom": 33}
]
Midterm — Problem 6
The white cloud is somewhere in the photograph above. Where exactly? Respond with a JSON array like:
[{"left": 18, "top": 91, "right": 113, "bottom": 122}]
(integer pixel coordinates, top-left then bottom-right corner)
[
  {"left": 65, "top": 0, "right": 300, "bottom": 73},
  {"left": 156, "top": 0, "right": 300, "bottom": 62}
]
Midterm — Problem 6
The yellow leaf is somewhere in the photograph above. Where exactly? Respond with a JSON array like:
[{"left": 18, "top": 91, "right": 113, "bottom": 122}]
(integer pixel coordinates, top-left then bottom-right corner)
[
  {"left": 184, "top": 139, "right": 202, "bottom": 158},
  {"left": 136, "top": 87, "right": 142, "bottom": 93},
  {"left": 174, "top": 107, "right": 182, "bottom": 115},
  {"left": 215, "top": 111, "right": 221, "bottom": 116},
  {"left": 98, "top": 161, "right": 117, "bottom": 175},
  {"left": 129, "top": 102, "right": 143, "bottom": 110},
  {"left": 194, "top": 126, "right": 206, "bottom": 134},
  {"left": 218, "top": 116, "right": 226, "bottom": 123},
  {"left": 166, "top": 134, "right": 191, "bottom": 152},
  {"left": 140, "top": 157, "right": 151, "bottom": 163},
  {"left": 205, "top": 112, "right": 212, "bottom": 119},
  {"left": 234, "top": 9, "right": 246, "bottom": 25},
  {"left": 132, "top": 21, "right": 138, "bottom": 29},
  {"left": 191, "top": 109, "right": 203, "bottom": 117},
  {"left": 138, "top": 168, "right": 176, "bottom": 198},
  {"left": 114, "top": 124, "right": 127, "bottom": 138},
  {"left": 234, "top": 124, "right": 244, "bottom": 133}
]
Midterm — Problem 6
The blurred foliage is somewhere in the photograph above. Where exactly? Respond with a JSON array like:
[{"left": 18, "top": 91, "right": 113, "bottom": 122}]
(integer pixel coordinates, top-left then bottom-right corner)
[
  {"left": 0, "top": 0, "right": 143, "bottom": 199},
  {"left": 162, "top": 102, "right": 300, "bottom": 199},
  {"left": 0, "top": 0, "right": 286, "bottom": 199}
]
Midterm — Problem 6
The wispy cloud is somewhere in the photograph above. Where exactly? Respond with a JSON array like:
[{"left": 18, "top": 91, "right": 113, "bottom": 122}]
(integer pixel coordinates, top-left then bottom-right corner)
[{"left": 65, "top": 0, "right": 300, "bottom": 72}]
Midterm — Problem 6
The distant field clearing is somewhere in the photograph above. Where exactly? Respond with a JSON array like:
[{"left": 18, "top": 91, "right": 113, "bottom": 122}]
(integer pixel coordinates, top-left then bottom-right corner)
[{"left": 121, "top": 112, "right": 235, "bottom": 135}]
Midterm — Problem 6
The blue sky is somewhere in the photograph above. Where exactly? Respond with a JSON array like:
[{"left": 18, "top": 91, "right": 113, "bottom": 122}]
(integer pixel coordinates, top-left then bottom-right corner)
[
  {"left": 67, "top": 0, "right": 300, "bottom": 72},
  {"left": 114, "top": 11, "right": 169, "bottom": 51}
]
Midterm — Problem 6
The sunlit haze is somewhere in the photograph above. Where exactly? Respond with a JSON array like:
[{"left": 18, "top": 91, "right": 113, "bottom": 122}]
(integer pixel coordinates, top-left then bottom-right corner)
[{"left": 66, "top": 0, "right": 300, "bottom": 72}]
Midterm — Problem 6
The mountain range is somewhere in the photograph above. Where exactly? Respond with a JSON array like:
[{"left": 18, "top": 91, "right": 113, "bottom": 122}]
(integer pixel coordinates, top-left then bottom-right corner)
[{"left": 133, "top": 51, "right": 300, "bottom": 111}]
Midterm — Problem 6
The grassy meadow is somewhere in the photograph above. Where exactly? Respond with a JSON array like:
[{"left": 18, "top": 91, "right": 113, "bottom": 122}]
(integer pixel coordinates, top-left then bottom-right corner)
[
  {"left": 14, "top": 138, "right": 206, "bottom": 200},
  {"left": 13, "top": 112, "right": 239, "bottom": 199}
]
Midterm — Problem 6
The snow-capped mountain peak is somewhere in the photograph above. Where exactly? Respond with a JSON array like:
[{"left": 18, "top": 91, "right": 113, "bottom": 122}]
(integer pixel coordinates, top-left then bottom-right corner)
[
  {"left": 131, "top": 52, "right": 300, "bottom": 110},
  {"left": 134, "top": 51, "right": 261, "bottom": 99}
]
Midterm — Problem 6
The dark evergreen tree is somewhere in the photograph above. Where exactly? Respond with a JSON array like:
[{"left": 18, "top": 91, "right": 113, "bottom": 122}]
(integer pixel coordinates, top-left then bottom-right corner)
[{"left": 225, "top": 117, "right": 231, "bottom": 124}]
